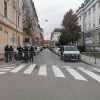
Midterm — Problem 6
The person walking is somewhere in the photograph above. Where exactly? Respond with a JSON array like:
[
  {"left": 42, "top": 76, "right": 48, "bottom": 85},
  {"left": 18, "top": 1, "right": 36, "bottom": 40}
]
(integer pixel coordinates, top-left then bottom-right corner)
[
  {"left": 29, "top": 46, "right": 35, "bottom": 62},
  {"left": 4, "top": 45, "right": 9, "bottom": 62}
]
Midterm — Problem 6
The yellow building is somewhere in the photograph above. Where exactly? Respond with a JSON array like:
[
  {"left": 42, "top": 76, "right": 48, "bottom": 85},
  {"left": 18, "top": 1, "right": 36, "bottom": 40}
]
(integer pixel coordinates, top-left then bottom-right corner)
[{"left": 0, "top": 0, "right": 23, "bottom": 54}]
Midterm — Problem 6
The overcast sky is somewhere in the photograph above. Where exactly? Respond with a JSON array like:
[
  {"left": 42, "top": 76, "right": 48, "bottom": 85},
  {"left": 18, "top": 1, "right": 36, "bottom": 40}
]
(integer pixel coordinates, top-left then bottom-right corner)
[{"left": 33, "top": 0, "right": 84, "bottom": 40}]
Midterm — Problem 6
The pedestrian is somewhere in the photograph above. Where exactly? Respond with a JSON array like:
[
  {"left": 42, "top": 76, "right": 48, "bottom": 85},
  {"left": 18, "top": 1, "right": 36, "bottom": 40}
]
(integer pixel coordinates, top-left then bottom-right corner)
[
  {"left": 60, "top": 45, "right": 64, "bottom": 60},
  {"left": 17, "top": 45, "right": 23, "bottom": 60},
  {"left": 9, "top": 46, "right": 14, "bottom": 61},
  {"left": 4, "top": 45, "right": 9, "bottom": 62},
  {"left": 29, "top": 46, "right": 35, "bottom": 62},
  {"left": 23, "top": 46, "right": 29, "bottom": 63}
]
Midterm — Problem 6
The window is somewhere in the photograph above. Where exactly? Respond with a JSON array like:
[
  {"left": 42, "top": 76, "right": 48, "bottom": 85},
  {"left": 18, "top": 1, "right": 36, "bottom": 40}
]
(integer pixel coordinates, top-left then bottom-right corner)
[
  {"left": 92, "top": 34, "right": 95, "bottom": 44},
  {"left": 18, "top": 36, "right": 20, "bottom": 46},
  {"left": 18, "top": 16, "right": 19, "bottom": 26},
  {"left": 98, "top": 32, "right": 100, "bottom": 44},
  {"left": 89, "top": 23, "right": 91, "bottom": 29},
  {"left": 99, "top": 1, "right": 100, "bottom": 8},
  {"left": 93, "top": 18, "right": 95, "bottom": 27},
  {"left": 4, "top": 1, "right": 7, "bottom": 18},
  {"left": 88, "top": 9, "right": 91, "bottom": 15},
  {"left": 18, "top": 0, "right": 19, "bottom": 8},
  {"left": 93, "top": 5, "right": 96, "bottom": 11}
]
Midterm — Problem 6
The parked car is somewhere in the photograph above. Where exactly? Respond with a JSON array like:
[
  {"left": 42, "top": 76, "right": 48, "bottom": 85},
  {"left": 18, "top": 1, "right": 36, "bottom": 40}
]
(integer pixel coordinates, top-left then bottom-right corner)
[
  {"left": 37, "top": 47, "right": 41, "bottom": 53},
  {"left": 61, "top": 46, "right": 81, "bottom": 61},
  {"left": 55, "top": 48, "right": 60, "bottom": 55}
]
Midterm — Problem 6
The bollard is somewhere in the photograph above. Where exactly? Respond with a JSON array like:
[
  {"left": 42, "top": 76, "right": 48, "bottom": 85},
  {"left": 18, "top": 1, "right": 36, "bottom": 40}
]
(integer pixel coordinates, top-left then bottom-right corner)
[
  {"left": 94, "top": 47, "right": 96, "bottom": 64},
  {"left": 89, "top": 46, "right": 90, "bottom": 61}
]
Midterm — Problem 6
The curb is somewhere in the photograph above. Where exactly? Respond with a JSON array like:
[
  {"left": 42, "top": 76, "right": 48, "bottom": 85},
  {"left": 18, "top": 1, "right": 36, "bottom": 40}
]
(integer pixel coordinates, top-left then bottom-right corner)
[
  {"left": 0, "top": 58, "right": 4, "bottom": 61},
  {"left": 81, "top": 59, "right": 98, "bottom": 68}
]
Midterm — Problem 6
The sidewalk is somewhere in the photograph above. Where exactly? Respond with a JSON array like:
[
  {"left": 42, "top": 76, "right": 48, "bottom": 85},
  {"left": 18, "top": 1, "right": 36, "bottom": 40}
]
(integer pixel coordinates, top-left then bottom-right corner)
[
  {"left": 81, "top": 55, "right": 100, "bottom": 68},
  {"left": 0, "top": 53, "right": 4, "bottom": 61}
]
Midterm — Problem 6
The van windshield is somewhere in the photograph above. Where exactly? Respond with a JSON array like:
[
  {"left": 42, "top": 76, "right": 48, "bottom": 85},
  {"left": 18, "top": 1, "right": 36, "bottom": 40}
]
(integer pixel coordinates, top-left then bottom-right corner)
[{"left": 64, "top": 47, "right": 78, "bottom": 51}]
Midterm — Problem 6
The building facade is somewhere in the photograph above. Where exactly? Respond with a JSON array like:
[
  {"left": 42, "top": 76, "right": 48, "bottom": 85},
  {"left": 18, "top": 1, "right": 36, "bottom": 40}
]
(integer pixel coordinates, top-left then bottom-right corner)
[
  {"left": 0, "top": 0, "right": 23, "bottom": 53},
  {"left": 44, "top": 40, "right": 51, "bottom": 46},
  {"left": 77, "top": 0, "right": 100, "bottom": 49},
  {"left": 38, "top": 28, "right": 44, "bottom": 46},
  {"left": 51, "top": 28, "right": 61, "bottom": 46},
  {"left": 23, "top": 0, "right": 39, "bottom": 47}
]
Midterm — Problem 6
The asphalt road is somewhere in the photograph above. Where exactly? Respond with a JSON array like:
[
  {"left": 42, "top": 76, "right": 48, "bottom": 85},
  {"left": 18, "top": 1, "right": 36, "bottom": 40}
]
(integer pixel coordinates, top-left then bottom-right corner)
[{"left": 0, "top": 49, "right": 100, "bottom": 100}]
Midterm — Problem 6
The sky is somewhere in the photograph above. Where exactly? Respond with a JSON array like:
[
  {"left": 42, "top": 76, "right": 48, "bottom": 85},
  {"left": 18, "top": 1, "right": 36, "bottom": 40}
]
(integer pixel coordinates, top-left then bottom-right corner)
[{"left": 33, "top": 0, "right": 84, "bottom": 40}]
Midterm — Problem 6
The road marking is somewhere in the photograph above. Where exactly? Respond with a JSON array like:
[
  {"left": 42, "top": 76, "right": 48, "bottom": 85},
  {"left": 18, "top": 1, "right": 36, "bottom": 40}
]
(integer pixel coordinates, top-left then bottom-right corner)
[
  {"left": 78, "top": 67, "right": 100, "bottom": 82},
  {"left": 38, "top": 65, "right": 47, "bottom": 76},
  {"left": 90, "top": 68, "right": 100, "bottom": 72},
  {"left": 0, "top": 69, "right": 11, "bottom": 71},
  {"left": 4, "top": 67, "right": 15, "bottom": 69},
  {"left": 64, "top": 66, "right": 87, "bottom": 81},
  {"left": 0, "top": 72, "right": 6, "bottom": 74},
  {"left": 10, "top": 64, "right": 26, "bottom": 73},
  {"left": 23, "top": 64, "right": 36, "bottom": 74},
  {"left": 52, "top": 65, "right": 65, "bottom": 78}
]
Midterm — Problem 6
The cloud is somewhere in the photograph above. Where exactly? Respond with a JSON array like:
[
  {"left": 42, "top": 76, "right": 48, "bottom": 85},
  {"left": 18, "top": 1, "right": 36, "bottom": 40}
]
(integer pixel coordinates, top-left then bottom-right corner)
[{"left": 33, "top": 0, "right": 84, "bottom": 39}]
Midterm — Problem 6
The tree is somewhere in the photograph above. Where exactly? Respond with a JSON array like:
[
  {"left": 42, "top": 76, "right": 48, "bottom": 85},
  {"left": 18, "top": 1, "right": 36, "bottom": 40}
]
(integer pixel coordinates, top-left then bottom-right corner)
[{"left": 60, "top": 9, "right": 81, "bottom": 45}]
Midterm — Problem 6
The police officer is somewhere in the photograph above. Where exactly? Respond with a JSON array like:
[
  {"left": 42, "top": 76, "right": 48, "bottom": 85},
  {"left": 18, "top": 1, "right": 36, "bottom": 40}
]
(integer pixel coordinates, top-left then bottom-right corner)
[
  {"left": 24, "top": 46, "right": 29, "bottom": 63},
  {"left": 29, "top": 46, "right": 35, "bottom": 62},
  {"left": 9, "top": 46, "right": 14, "bottom": 61},
  {"left": 4, "top": 45, "right": 9, "bottom": 62},
  {"left": 17, "top": 45, "right": 23, "bottom": 60}
]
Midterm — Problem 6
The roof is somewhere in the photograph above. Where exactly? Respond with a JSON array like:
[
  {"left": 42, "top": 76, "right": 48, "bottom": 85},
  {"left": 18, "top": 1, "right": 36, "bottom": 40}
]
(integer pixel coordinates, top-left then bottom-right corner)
[
  {"left": 44, "top": 40, "right": 51, "bottom": 44},
  {"left": 31, "top": 0, "right": 39, "bottom": 22}
]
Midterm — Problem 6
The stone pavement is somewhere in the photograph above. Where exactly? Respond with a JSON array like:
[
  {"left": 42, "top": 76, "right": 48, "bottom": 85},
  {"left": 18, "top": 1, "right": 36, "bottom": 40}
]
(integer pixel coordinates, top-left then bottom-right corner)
[{"left": 81, "top": 55, "right": 100, "bottom": 68}]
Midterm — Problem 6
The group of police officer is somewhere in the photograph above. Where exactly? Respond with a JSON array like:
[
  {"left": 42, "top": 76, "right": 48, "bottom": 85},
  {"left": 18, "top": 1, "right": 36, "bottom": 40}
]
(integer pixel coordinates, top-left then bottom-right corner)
[{"left": 4, "top": 45, "right": 35, "bottom": 63}]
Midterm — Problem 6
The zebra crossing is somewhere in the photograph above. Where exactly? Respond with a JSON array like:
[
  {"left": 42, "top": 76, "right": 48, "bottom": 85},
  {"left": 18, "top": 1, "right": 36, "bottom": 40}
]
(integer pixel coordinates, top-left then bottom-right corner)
[{"left": 0, "top": 63, "right": 100, "bottom": 83}]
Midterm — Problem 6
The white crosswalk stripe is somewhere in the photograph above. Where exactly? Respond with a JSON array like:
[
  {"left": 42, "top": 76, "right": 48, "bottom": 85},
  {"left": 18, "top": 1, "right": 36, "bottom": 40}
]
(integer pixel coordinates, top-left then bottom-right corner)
[
  {"left": 10, "top": 64, "right": 26, "bottom": 73},
  {"left": 52, "top": 65, "right": 65, "bottom": 78},
  {"left": 23, "top": 64, "right": 36, "bottom": 74},
  {"left": 64, "top": 66, "right": 87, "bottom": 81},
  {"left": 4, "top": 67, "right": 15, "bottom": 69},
  {"left": 0, "top": 72, "right": 6, "bottom": 74},
  {"left": 0, "top": 69, "right": 11, "bottom": 71},
  {"left": 38, "top": 65, "right": 47, "bottom": 76},
  {"left": 78, "top": 67, "right": 100, "bottom": 82},
  {"left": 1, "top": 63, "right": 100, "bottom": 83}
]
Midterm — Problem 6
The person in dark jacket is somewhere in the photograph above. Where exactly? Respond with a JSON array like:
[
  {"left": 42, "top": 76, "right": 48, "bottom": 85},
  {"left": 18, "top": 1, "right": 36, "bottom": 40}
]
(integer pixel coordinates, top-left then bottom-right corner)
[
  {"left": 29, "top": 46, "right": 35, "bottom": 62},
  {"left": 4, "top": 45, "right": 9, "bottom": 62},
  {"left": 23, "top": 46, "right": 29, "bottom": 63},
  {"left": 9, "top": 46, "right": 14, "bottom": 61},
  {"left": 17, "top": 45, "right": 23, "bottom": 60},
  {"left": 60, "top": 45, "right": 64, "bottom": 60}
]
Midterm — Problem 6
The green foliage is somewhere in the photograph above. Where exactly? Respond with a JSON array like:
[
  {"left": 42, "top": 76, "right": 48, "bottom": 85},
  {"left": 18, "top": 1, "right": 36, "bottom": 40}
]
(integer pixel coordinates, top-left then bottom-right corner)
[
  {"left": 60, "top": 9, "right": 81, "bottom": 45},
  {"left": 78, "top": 45, "right": 86, "bottom": 52}
]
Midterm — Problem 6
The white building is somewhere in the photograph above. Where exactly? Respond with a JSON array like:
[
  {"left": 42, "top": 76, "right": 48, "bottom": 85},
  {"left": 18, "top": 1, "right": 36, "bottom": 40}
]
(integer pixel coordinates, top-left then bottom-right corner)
[
  {"left": 51, "top": 28, "right": 61, "bottom": 46},
  {"left": 76, "top": 0, "right": 100, "bottom": 48}
]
